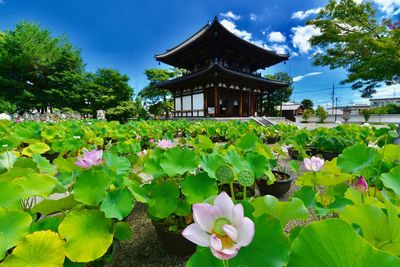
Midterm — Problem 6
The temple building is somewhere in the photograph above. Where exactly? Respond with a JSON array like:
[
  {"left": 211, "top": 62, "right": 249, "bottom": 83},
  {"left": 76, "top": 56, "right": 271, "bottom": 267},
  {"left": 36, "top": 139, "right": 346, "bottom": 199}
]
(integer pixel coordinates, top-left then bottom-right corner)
[{"left": 155, "top": 17, "right": 290, "bottom": 117}]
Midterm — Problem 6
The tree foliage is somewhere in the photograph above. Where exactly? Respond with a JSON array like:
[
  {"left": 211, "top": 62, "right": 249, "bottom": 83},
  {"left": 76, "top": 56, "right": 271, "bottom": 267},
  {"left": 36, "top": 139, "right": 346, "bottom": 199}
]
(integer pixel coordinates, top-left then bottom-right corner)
[
  {"left": 264, "top": 72, "right": 293, "bottom": 115},
  {"left": 0, "top": 21, "right": 85, "bottom": 113},
  {"left": 301, "top": 99, "right": 314, "bottom": 110},
  {"left": 315, "top": 106, "right": 328, "bottom": 123},
  {"left": 139, "top": 68, "right": 183, "bottom": 118},
  {"left": 308, "top": 0, "right": 400, "bottom": 97}
]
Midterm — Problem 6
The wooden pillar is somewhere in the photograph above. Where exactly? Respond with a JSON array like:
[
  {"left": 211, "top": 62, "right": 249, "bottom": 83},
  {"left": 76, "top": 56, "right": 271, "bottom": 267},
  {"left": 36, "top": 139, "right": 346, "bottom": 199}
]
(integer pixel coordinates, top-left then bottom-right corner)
[
  {"left": 191, "top": 88, "right": 194, "bottom": 117},
  {"left": 180, "top": 89, "right": 183, "bottom": 117},
  {"left": 250, "top": 89, "right": 254, "bottom": 116},
  {"left": 267, "top": 90, "right": 271, "bottom": 116},
  {"left": 214, "top": 86, "right": 219, "bottom": 117},
  {"left": 203, "top": 89, "right": 208, "bottom": 117},
  {"left": 239, "top": 87, "right": 243, "bottom": 117},
  {"left": 173, "top": 91, "right": 176, "bottom": 117}
]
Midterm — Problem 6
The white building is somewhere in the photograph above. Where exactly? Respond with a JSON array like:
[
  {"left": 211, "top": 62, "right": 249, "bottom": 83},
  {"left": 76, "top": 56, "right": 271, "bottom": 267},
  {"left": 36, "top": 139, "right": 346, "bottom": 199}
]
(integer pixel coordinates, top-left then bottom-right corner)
[
  {"left": 370, "top": 97, "right": 400, "bottom": 107},
  {"left": 327, "top": 103, "right": 370, "bottom": 115}
]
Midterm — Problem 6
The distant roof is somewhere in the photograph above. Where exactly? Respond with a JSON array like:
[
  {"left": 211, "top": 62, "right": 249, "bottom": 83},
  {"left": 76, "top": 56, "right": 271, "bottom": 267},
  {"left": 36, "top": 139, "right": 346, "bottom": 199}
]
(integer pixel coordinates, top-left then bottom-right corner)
[
  {"left": 156, "top": 63, "right": 289, "bottom": 91},
  {"left": 155, "top": 17, "right": 288, "bottom": 71},
  {"left": 277, "top": 102, "right": 303, "bottom": 111},
  {"left": 370, "top": 97, "right": 400, "bottom": 101}
]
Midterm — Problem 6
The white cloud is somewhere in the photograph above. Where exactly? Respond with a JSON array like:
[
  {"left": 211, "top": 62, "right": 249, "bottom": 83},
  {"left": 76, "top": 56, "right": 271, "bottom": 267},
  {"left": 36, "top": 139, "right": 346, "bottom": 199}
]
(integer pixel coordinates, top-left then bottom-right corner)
[
  {"left": 271, "top": 44, "right": 289, "bottom": 54},
  {"left": 220, "top": 11, "right": 241, "bottom": 20},
  {"left": 220, "top": 19, "right": 252, "bottom": 41},
  {"left": 268, "top": 31, "right": 286, "bottom": 43},
  {"left": 293, "top": 72, "right": 323, "bottom": 82},
  {"left": 373, "top": 0, "right": 400, "bottom": 15},
  {"left": 291, "top": 8, "right": 322, "bottom": 20},
  {"left": 371, "top": 84, "right": 400, "bottom": 98},
  {"left": 250, "top": 13, "right": 258, "bottom": 21},
  {"left": 291, "top": 25, "right": 321, "bottom": 54}
]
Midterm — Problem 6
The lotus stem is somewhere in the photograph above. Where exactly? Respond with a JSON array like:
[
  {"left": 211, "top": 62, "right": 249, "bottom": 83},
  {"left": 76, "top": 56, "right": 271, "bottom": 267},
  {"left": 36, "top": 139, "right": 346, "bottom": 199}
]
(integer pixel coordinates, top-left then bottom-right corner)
[
  {"left": 223, "top": 260, "right": 229, "bottom": 267},
  {"left": 243, "top": 186, "right": 247, "bottom": 200},
  {"left": 229, "top": 183, "right": 235, "bottom": 201}
]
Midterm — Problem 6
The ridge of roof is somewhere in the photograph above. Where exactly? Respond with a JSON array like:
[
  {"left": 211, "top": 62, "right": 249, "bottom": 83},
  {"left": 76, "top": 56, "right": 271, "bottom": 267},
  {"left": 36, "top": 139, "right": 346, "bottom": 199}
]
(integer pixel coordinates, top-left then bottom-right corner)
[{"left": 155, "top": 17, "right": 289, "bottom": 60}]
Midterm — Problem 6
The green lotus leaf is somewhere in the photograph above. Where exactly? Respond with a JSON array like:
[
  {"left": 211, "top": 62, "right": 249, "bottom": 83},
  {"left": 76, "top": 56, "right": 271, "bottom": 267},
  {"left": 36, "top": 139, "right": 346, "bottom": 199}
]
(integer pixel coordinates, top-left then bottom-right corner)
[
  {"left": 104, "top": 152, "right": 131, "bottom": 185},
  {"left": 58, "top": 209, "right": 113, "bottom": 263},
  {"left": 1, "top": 230, "right": 65, "bottom": 267},
  {"left": 293, "top": 186, "right": 316, "bottom": 208},
  {"left": 53, "top": 157, "right": 78, "bottom": 173},
  {"left": 237, "top": 169, "right": 255, "bottom": 187},
  {"left": 186, "top": 247, "right": 223, "bottom": 267},
  {"left": 147, "top": 182, "right": 180, "bottom": 219},
  {"left": 12, "top": 173, "right": 58, "bottom": 198},
  {"left": 200, "top": 152, "right": 226, "bottom": 179},
  {"left": 125, "top": 179, "right": 152, "bottom": 204},
  {"left": 0, "top": 151, "right": 17, "bottom": 171},
  {"left": 297, "top": 159, "right": 352, "bottom": 187},
  {"left": 114, "top": 221, "right": 132, "bottom": 241},
  {"left": 215, "top": 165, "right": 234, "bottom": 184},
  {"left": 0, "top": 167, "right": 35, "bottom": 183},
  {"left": 193, "top": 135, "right": 214, "bottom": 151},
  {"left": 13, "top": 157, "right": 38, "bottom": 170},
  {"left": 31, "top": 194, "right": 80, "bottom": 216},
  {"left": 337, "top": 144, "right": 380, "bottom": 174},
  {"left": 175, "top": 199, "right": 191, "bottom": 216},
  {"left": 230, "top": 215, "right": 291, "bottom": 267},
  {"left": 30, "top": 216, "right": 63, "bottom": 233},
  {"left": 21, "top": 142, "right": 51, "bottom": 157},
  {"left": 159, "top": 147, "right": 197, "bottom": 176},
  {"left": 182, "top": 172, "right": 218, "bottom": 204},
  {"left": 245, "top": 152, "right": 270, "bottom": 178},
  {"left": 32, "top": 154, "right": 56, "bottom": 175},
  {"left": 0, "top": 208, "right": 32, "bottom": 260},
  {"left": 252, "top": 195, "right": 309, "bottom": 227},
  {"left": 225, "top": 149, "right": 250, "bottom": 173},
  {"left": 0, "top": 182, "right": 23, "bottom": 210},
  {"left": 381, "top": 166, "right": 400, "bottom": 197},
  {"left": 288, "top": 218, "right": 400, "bottom": 267},
  {"left": 100, "top": 188, "right": 134, "bottom": 220},
  {"left": 73, "top": 169, "right": 111, "bottom": 205},
  {"left": 340, "top": 199, "right": 400, "bottom": 255},
  {"left": 235, "top": 133, "right": 260, "bottom": 151},
  {"left": 344, "top": 187, "right": 385, "bottom": 208},
  {"left": 381, "top": 144, "right": 400, "bottom": 162}
]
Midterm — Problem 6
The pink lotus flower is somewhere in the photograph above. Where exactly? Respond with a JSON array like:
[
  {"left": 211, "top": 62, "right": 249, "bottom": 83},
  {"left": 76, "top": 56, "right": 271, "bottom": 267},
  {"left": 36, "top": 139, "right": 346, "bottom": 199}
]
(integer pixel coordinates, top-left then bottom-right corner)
[
  {"left": 354, "top": 176, "right": 368, "bottom": 193},
  {"left": 75, "top": 149, "right": 104, "bottom": 169},
  {"left": 182, "top": 192, "right": 254, "bottom": 260},
  {"left": 149, "top": 139, "right": 155, "bottom": 143},
  {"left": 304, "top": 156, "right": 324, "bottom": 172},
  {"left": 137, "top": 149, "right": 147, "bottom": 157},
  {"left": 157, "top": 139, "right": 175, "bottom": 149}
]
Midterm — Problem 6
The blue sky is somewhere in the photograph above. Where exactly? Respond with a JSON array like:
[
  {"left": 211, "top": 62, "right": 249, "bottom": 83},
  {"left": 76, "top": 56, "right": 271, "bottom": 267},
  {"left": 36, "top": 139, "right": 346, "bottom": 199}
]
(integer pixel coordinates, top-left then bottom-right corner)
[{"left": 1, "top": 0, "right": 399, "bottom": 108}]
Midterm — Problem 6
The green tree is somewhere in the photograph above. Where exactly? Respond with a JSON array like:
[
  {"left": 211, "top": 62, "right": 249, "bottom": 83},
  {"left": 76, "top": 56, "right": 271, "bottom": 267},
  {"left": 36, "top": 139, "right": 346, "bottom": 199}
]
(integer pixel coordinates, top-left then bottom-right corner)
[
  {"left": 360, "top": 108, "right": 373, "bottom": 122},
  {"left": 308, "top": 0, "right": 400, "bottom": 98},
  {"left": 385, "top": 104, "right": 400, "bottom": 114},
  {"left": 315, "top": 105, "right": 328, "bottom": 123},
  {"left": 84, "top": 68, "right": 134, "bottom": 116},
  {"left": 302, "top": 109, "right": 314, "bottom": 122},
  {"left": 264, "top": 72, "right": 293, "bottom": 116},
  {"left": 0, "top": 21, "right": 85, "bottom": 113},
  {"left": 301, "top": 99, "right": 314, "bottom": 110},
  {"left": 140, "top": 68, "right": 183, "bottom": 118}
]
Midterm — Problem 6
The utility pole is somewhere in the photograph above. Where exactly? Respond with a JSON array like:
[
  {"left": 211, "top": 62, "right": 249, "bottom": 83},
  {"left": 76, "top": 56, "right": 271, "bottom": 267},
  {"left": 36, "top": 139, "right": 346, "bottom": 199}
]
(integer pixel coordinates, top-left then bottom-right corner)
[
  {"left": 335, "top": 97, "right": 338, "bottom": 121},
  {"left": 331, "top": 83, "right": 335, "bottom": 115}
]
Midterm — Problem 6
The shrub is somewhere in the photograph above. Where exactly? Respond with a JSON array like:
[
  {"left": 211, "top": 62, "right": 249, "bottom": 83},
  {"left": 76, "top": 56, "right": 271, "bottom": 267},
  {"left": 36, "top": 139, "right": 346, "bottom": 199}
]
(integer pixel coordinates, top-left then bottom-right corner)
[
  {"left": 302, "top": 109, "right": 314, "bottom": 122},
  {"left": 315, "top": 106, "right": 328, "bottom": 123},
  {"left": 360, "top": 109, "right": 372, "bottom": 122}
]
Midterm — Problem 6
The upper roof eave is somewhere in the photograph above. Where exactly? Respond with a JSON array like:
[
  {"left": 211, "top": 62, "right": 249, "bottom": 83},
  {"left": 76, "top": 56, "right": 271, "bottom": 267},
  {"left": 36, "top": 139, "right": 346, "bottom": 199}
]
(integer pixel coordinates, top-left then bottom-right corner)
[{"left": 155, "top": 17, "right": 289, "bottom": 62}]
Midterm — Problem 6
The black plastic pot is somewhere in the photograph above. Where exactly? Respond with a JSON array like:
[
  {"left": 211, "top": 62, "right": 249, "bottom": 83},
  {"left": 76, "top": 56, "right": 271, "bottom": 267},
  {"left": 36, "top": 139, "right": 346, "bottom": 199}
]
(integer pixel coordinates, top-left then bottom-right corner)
[
  {"left": 256, "top": 171, "right": 293, "bottom": 198},
  {"left": 266, "top": 136, "right": 280, "bottom": 144},
  {"left": 306, "top": 146, "right": 319, "bottom": 156},
  {"left": 152, "top": 221, "right": 196, "bottom": 256},
  {"left": 321, "top": 151, "right": 339, "bottom": 161},
  {"left": 288, "top": 147, "right": 302, "bottom": 160}
]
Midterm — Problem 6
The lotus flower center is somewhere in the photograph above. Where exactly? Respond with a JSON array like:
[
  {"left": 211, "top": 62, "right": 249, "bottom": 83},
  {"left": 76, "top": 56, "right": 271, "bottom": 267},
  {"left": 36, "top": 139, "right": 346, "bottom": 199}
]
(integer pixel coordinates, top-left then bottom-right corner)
[{"left": 212, "top": 217, "right": 230, "bottom": 236}]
